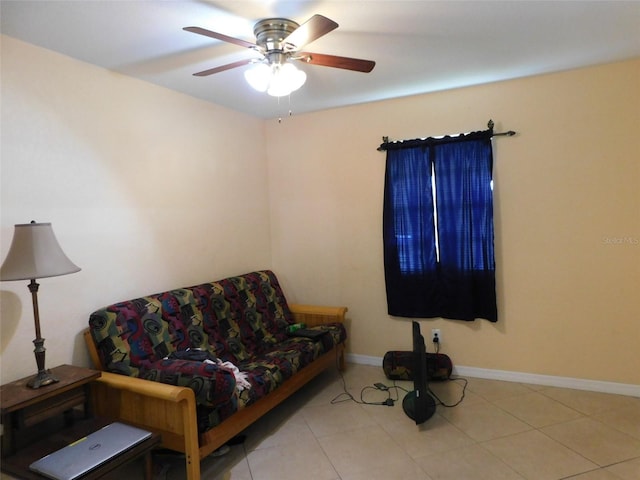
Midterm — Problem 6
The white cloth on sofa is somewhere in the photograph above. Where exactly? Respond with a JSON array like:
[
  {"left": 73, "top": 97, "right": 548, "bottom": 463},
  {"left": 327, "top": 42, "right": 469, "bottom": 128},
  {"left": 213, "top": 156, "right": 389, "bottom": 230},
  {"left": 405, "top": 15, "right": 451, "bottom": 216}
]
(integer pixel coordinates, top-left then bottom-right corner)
[
  {"left": 165, "top": 348, "right": 251, "bottom": 392},
  {"left": 204, "top": 359, "right": 251, "bottom": 392}
]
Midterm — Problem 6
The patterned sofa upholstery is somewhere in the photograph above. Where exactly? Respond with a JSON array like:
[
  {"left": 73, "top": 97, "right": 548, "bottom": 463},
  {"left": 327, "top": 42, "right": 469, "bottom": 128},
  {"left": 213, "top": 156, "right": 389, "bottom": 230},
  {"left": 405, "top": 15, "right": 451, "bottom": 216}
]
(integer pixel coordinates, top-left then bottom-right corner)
[{"left": 85, "top": 270, "right": 347, "bottom": 480}]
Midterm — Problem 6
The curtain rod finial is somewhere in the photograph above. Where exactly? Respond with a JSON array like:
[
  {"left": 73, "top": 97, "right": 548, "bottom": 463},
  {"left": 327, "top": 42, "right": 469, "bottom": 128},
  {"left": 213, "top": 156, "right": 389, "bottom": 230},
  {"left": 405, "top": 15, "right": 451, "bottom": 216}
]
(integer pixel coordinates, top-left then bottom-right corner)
[{"left": 487, "top": 119, "right": 495, "bottom": 130}]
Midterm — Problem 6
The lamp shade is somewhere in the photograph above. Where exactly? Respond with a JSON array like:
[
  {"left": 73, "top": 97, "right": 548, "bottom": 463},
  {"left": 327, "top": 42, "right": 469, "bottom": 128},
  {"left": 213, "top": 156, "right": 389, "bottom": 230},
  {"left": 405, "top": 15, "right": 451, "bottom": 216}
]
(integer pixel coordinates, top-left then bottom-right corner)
[{"left": 0, "top": 222, "right": 81, "bottom": 281}]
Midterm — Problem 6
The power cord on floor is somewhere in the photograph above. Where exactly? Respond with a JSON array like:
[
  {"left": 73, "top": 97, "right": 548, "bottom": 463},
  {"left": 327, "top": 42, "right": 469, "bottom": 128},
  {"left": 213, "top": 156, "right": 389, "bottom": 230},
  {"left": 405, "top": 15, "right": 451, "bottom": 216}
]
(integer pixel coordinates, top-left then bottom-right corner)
[
  {"left": 331, "top": 373, "right": 468, "bottom": 408},
  {"left": 427, "top": 339, "right": 467, "bottom": 407},
  {"left": 330, "top": 368, "right": 404, "bottom": 407},
  {"left": 330, "top": 348, "right": 397, "bottom": 406},
  {"left": 427, "top": 376, "right": 468, "bottom": 408},
  {"left": 388, "top": 372, "right": 468, "bottom": 408}
]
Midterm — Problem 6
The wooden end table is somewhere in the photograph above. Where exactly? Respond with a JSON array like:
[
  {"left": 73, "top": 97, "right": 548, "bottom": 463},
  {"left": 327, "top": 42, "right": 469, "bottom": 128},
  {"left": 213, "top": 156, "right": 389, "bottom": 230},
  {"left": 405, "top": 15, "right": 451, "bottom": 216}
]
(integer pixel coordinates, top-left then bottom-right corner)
[{"left": 1, "top": 364, "right": 160, "bottom": 479}]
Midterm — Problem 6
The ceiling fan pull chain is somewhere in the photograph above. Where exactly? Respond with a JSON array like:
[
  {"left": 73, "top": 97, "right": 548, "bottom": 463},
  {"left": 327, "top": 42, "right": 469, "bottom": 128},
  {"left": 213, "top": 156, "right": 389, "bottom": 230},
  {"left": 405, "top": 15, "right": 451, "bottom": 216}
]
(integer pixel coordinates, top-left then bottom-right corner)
[{"left": 276, "top": 92, "right": 295, "bottom": 123}]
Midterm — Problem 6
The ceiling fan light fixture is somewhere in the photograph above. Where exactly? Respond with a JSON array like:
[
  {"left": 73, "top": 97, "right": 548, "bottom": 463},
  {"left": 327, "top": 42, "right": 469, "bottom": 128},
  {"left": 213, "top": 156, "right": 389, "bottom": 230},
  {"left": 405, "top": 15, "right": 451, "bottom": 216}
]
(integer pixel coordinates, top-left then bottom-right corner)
[
  {"left": 244, "top": 63, "right": 271, "bottom": 92},
  {"left": 267, "top": 63, "right": 306, "bottom": 97},
  {"left": 244, "top": 62, "right": 306, "bottom": 97}
]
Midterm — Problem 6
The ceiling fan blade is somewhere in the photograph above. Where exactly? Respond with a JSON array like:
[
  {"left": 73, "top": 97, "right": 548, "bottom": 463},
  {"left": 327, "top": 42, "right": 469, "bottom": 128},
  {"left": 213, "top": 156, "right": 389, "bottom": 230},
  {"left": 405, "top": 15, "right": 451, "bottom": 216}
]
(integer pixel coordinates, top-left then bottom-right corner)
[
  {"left": 299, "top": 52, "right": 375, "bottom": 73},
  {"left": 184, "top": 26, "right": 258, "bottom": 50},
  {"left": 284, "top": 14, "right": 338, "bottom": 49},
  {"left": 192, "top": 59, "right": 254, "bottom": 77}
]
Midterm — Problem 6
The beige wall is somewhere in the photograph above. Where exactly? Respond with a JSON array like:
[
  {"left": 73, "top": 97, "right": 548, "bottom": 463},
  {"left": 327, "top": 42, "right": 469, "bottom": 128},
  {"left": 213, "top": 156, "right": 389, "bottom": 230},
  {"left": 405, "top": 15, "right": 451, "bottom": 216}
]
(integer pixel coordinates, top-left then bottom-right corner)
[
  {"left": 266, "top": 59, "right": 640, "bottom": 386},
  {"left": 0, "top": 36, "right": 271, "bottom": 383},
  {"left": 2, "top": 34, "right": 638, "bottom": 388}
]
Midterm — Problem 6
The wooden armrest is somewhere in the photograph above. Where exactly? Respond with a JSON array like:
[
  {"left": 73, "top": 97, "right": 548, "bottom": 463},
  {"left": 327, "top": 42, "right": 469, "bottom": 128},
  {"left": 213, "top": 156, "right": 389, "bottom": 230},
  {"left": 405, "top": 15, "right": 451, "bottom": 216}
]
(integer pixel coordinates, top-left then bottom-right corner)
[
  {"left": 94, "top": 372, "right": 194, "bottom": 404},
  {"left": 90, "top": 371, "right": 200, "bottom": 480},
  {"left": 288, "top": 304, "right": 348, "bottom": 327}
]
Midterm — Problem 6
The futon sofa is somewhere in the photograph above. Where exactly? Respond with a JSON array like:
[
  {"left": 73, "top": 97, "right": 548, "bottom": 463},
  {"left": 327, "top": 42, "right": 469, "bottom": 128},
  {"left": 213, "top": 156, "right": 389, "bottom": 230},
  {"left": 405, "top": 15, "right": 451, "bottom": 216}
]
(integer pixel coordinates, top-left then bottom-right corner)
[{"left": 84, "top": 270, "right": 347, "bottom": 480}]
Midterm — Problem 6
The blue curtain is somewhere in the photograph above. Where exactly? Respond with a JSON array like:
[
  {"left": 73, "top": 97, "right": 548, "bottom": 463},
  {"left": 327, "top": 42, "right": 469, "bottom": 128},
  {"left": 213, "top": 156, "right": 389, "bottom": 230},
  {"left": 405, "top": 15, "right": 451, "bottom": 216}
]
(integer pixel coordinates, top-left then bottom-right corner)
[{"left": 383, "top": 130, "right": 497, "bottom": 322}]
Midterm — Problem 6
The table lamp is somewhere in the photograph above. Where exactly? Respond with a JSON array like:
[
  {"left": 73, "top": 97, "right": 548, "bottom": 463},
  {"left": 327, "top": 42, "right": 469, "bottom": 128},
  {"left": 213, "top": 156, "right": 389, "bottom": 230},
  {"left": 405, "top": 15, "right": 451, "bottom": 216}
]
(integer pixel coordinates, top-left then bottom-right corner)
[{"left": 0, "top": 222, "right": 81, "bottom": 388}]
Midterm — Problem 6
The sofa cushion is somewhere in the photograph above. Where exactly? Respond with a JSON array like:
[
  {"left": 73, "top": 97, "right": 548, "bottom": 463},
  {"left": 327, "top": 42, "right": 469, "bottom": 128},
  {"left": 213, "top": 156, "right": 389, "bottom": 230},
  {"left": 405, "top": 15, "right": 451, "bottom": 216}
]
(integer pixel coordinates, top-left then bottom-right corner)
[
  {"left": 195, "top": 270, "right": 294, "bottom": 363},
  {"left": 142, "top": 358, "right": 237, "bottom": 408},
  {"left": 88, "top": 296, "right": 174, "bottom": 377},
  {"left": 236, "top": 322, "right": 347, "bottom": 410},
  {"left": 89, "top": 288, "right": 214, "bottom": 377},
  {"left": 88, "top": 270, "right": 293, "bottom": 376},
  {"left": 156, "top": 288, "right": 211, "bottom": 352}
]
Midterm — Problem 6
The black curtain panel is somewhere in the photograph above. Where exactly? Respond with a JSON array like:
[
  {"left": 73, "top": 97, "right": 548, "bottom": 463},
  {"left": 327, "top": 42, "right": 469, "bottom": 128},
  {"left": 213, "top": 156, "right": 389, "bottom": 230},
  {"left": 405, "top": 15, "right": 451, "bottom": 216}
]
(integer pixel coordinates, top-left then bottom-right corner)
[{"left": 382, "top": 129, "right": 497, "bottom": 322}]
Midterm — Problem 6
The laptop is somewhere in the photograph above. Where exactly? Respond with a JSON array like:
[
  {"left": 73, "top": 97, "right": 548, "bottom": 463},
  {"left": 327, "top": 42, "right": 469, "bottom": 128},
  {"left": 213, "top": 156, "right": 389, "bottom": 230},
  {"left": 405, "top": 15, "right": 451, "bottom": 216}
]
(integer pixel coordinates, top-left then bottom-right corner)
[{"left": 29, "top": 422, "right": 152, "bottom": 480}]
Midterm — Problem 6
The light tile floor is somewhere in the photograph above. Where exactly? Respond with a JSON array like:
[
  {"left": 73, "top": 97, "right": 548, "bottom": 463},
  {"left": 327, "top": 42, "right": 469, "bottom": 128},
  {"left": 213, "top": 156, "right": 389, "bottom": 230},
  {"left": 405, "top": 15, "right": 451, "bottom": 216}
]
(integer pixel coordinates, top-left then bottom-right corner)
[{"left": 5, "top": 364, "right": 639, "bottom": 480}]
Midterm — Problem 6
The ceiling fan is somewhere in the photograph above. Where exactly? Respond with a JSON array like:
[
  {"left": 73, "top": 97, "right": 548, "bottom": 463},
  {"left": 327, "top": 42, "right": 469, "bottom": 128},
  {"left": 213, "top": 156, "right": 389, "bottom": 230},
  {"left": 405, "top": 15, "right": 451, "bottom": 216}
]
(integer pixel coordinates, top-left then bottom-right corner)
[{"left": 183, "top": 14, "right": 375, "bottom": 97}]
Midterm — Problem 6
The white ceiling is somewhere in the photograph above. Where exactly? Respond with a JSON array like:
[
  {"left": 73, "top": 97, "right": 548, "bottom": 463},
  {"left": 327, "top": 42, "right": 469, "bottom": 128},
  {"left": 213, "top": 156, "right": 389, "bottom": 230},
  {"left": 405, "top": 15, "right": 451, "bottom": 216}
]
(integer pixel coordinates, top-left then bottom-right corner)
[{"left": 2, "top": 1, "right": 639, "bottom": 119}]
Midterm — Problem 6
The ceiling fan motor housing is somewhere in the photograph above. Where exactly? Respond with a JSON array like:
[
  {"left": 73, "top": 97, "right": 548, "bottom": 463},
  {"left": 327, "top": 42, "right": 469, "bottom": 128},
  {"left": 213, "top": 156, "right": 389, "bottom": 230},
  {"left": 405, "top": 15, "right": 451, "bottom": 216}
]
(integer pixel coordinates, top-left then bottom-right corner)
[{"left": 254, "top": 18, "right": 300, "bottom": 54}]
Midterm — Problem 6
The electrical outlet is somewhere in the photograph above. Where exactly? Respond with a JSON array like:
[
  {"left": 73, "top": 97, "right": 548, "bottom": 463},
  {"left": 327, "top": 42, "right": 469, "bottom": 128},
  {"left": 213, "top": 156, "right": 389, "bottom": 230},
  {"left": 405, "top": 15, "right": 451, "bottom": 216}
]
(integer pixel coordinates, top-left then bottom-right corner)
[{"left": 431, "top": 328, "right": 441, "bottom": 343}]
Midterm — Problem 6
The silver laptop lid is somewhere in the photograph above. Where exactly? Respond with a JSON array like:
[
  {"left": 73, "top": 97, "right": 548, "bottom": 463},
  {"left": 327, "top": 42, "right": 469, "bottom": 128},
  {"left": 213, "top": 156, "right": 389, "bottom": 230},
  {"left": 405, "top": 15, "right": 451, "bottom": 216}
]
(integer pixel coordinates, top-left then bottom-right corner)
[{"left": 29, "top": 422, "right": 152, "bottom": 480}]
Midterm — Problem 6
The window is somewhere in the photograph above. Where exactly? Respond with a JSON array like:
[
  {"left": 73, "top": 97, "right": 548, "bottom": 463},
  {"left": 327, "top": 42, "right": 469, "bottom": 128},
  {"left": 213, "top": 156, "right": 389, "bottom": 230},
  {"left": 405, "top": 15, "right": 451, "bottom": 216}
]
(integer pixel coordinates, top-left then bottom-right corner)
[{"left": 382, "top": 130, "right": 497, "bottom": 322}]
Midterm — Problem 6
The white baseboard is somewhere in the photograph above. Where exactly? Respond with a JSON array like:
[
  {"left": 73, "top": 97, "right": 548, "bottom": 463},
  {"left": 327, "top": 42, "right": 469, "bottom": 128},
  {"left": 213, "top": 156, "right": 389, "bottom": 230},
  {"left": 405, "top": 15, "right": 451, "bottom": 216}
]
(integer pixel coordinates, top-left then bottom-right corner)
[
  {"left": 347, "top": 354, "right": 383, "bottom": 367},
  {"left": 346, "top": 353, "right": 640, "bottom": 398}
]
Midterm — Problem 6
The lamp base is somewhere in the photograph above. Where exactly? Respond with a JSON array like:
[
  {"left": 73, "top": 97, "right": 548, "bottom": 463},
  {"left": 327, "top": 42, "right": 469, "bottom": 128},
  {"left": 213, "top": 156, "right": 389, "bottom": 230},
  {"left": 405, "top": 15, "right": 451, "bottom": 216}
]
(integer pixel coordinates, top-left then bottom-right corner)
[{"left": 27, "top": 368, "right": 59, "bottom": 389}]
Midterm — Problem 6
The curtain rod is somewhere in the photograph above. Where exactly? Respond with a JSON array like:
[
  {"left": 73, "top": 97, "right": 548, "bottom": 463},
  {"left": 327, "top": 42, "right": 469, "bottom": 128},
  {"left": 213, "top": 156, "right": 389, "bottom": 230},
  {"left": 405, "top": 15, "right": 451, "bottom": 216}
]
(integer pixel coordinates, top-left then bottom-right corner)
[
  {"left": 487, "top": 119, "right": 517, "bottom": 137},
  {"left": 377, "top": 119, "right": 516, "bottom": 151}
]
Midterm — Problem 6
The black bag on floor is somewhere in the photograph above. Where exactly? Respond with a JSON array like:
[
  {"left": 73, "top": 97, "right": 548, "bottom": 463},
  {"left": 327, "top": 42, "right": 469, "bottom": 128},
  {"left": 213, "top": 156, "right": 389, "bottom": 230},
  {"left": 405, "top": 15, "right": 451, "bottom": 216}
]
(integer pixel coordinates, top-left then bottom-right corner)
[
  {"left": 382, "top": 350, "right": 413, "bottom": 380},
  {"left": 383, "top": 350, "right": 452, "bottom": 381}
]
